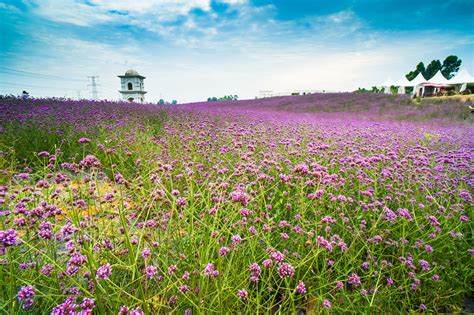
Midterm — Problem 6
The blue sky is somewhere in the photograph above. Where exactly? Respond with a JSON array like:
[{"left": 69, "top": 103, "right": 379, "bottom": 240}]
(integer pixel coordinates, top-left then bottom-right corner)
[{"left": 1, "top": 0, "right": 473, "bottom": 102}]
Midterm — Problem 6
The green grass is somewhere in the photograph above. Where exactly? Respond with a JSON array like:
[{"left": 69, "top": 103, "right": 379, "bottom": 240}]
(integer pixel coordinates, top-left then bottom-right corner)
[{"left": 0, "top": 105, "right": 472, "bottom": 314}]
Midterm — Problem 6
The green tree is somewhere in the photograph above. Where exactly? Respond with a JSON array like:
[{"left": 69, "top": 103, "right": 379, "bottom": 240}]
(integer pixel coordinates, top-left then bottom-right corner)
[
  {"left": 371, "top": 86, "right": 382, "bottom": 93},
  {"left": 158, "top": 99, "right": 165, "bottom": 105},
  {"left": 406, "top": 62, "right": 425, "bottom": 81},
  {"left": 441, "top": 55, "right": 462, "bottom": 79},
  {"left": 416, "top": 62, "right": 426, "bottom": 77},
  {"left": 406, "top": 70, "right": 419, "bottom": 81},
  {"left": 171, "top": 100, "right": 177, "bottom": 105},
  {"left": 355, "top": 87, "right": 369, "bottom": 93},
  {"left": 207, "top": 95, "right": 238, "bottom": 102},
  {"left": 424, "top": 60, "right": 442, "bottom": 80}
]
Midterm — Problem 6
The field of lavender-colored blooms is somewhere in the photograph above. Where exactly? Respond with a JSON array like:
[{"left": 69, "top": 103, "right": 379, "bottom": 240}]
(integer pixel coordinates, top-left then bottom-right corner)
[{"left": 0, "top": 93, "right": 473, "bottom": 314}]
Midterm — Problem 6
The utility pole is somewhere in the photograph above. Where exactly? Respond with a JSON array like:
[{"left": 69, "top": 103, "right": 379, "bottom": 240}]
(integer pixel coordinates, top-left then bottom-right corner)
[{"left": 87, "top": 76, "right": 99, "bottom": 100}]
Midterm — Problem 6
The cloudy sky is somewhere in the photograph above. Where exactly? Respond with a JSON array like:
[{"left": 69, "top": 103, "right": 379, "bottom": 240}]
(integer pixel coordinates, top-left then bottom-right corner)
[{"left": 1, "top": 0, "right": 473, "bottom": 102}]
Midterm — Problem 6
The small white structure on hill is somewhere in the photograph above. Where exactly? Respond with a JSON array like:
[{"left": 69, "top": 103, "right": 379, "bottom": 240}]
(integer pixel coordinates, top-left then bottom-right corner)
[
  {"left": 409, "top": 72, "right": 426, "bottom": 86},
  {"left": 118, "top": 69, "right": 146, "bottom": 103},
  {"left": 414, "top": 70, "right": 451, "bottom": 97},
  {"left": 448, "top": 68, "right": 474, "bottom": 92},
  {"left": 383, "top": 67, "right": 474, "bottom": 97},
  {"left": 395, "top": 76, "right": 412, "bottom": 94}
]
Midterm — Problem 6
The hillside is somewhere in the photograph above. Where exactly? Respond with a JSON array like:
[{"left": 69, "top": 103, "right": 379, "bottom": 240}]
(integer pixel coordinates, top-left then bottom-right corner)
[
  {"left": 0, "top": 94, "right": 472, "bottom": 314},
  {"left": 183, "top": 93, "right": 473, "bottom": 122}
]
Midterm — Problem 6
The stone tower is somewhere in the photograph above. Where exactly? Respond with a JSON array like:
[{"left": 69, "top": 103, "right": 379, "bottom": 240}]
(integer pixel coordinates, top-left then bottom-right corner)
[{"left": 118, "top": 69, "right": 146, "bottom": 103}]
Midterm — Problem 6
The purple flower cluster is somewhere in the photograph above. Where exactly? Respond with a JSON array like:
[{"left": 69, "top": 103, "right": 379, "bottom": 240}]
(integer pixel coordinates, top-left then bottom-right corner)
[
  {"left": 96, "top": 263, "right": 112, "bottom": 280},
  {"left": 295, "top": 281, "right": 306, "bottom": 294},
  {"left": 145, "top": 265, "right": 157, "bottom": 279},
  {"left": 17, "top": 285, "right": 35, "bottom": 309},
  {"left": 0, "top": 94, "right": 472, "bottom": 313},
  {"left": 203, "top": 263, "right": 219, "bottom": 278},
  {"left": 0, "top": 229, "right": 18, "bottom": 247},
  {"left": 278, "top": 263, "right": 295, "bottom": 278},
  {"left": 51, "top": 297, "right": 95, "bottom": 314}
]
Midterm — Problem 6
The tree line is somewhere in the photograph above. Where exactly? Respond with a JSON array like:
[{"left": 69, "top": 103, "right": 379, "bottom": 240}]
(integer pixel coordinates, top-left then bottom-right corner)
[
  {"left": 207, "top": 95, "right": 238, "bottom": 102},
  {"left": 405, "top": 55, "right": 462, "bottom": 81},
  {"left": 157, "top": 99, "right": 177, "bottom": 105}
]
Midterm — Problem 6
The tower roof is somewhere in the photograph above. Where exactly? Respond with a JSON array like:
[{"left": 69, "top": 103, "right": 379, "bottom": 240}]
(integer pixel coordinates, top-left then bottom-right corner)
[
  {"left": 118, "top": 69, "right": 145, "bottom": 79},
  {"left": 125, "top": 69, "right": 139, "bottom": 76}
]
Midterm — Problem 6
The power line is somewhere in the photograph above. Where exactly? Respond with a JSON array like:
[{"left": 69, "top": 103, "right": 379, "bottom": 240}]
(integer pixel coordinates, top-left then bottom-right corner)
[
  {"left": 0, "top": 66, "right": 86, "bottom": 82},
  {"left": 0, "top": 66, "right": 122, "bottom": 99},
  {"left": 0, "top": 66, "right": 120, "bottom": 88},
  {"left": 0, "top": 81, "right": 86, "bottom": 91}
]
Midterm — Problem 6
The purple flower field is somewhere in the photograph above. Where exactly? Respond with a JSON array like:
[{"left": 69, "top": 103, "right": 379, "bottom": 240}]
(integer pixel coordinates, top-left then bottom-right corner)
[{"left": 0, "top": 93, "right": 472, "bottom": 314}]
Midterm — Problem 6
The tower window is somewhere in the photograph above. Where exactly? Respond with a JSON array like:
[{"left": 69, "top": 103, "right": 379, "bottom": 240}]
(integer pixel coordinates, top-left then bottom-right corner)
[{"left": 127, "top": 82, "right": 133, "bottom": 90}]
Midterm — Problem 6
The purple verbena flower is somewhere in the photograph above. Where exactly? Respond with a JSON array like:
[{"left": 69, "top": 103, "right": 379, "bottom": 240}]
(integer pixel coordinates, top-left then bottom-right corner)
[
  {"left": 78, "top": 137, "right": 91, "bottom": 144},
  {"left": 295, "top": 281, "right": 306, "bottom": 294},
  {"left": 278, "top": 262, "right": 295, "bottom": 278},
  {"left": 348, "top": 273, "right": 361, "bottom": 286},
  {"left": 0, "top": 229, "right": 18, "bottom": 246},
  {"left": 322, "top": 299, "right": 332, "bottom": 308},
  {"left": 96, "top": 263, "right": 112, "bottom": 280},
  {"left": 17, "top": 285, "right": 35, "bottom": 309},
  {"left": 145, "top": 265, "right": 157, "bottom": 279},
  {"left": 237, "top": 289, "right": 248, "bottom": 300}
]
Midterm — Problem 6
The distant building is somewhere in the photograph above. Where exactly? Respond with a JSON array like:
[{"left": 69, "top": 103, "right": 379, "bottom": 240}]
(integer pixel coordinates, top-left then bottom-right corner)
[
  {"left": 22, "top": 90, "right": 29, "bottom": 100},
  {"left": 382, "top": 68, "right": 474, "bottom": 97},
  {"left": 118, "top": 69, "right": 146, "bottom": 102}
]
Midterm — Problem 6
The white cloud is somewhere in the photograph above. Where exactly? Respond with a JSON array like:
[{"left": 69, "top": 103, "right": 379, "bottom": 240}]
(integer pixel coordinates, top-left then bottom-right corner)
[
  {"left": 5, "top": 1, "right": 473, "bottom": 102},
  {"left": 27, "top": 0, "right": 252, "bottom": 47},
  {"left": 327, "top": 10, "right": 356, "bottom": 23},
  {"left": 31, "top": 0, "right": 114, "bottom": 26},
  {"left": 89, "top": 0, "right": 211, "bottom": 19},
  {"left": 0, "top": 2, "right": 21, "bottom": 13},
  {"left": 29, "top": 0, "right": 218, "bottom": 26},
  {"left": 26, "top": 0, "right": 271, "bottom": 49},
  {"left": 219, "top": 0, "right": 247, "bottom": 4},
  {"left": 5, "top": 29, "right": 473, "bottom": 102}
]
